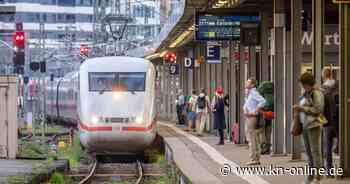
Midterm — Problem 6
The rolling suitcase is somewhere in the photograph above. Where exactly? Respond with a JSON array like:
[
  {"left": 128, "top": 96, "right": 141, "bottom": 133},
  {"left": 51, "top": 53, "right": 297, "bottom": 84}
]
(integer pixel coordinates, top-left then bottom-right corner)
[{"left": 232, "top": 123, "right": 239, "bottom": 144}]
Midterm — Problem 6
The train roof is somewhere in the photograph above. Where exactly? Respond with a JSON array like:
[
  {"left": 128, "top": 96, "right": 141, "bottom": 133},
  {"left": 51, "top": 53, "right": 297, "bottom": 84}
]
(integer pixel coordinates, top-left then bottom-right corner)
[{"left": 81, "top": 56, "right": 150, "bottom": 69}]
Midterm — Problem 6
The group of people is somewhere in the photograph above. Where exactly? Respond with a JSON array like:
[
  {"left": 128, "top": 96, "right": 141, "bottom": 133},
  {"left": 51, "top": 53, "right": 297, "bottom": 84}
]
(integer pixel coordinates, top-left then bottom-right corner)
[
  {"left": 241, "top": 68, "right": 339, "bottom": 184},
  {"left": 175, "top": 88, "right": 229, "bottom": 144},
  {"left": 175, "top": 68, "right": 339, "bottom": 184},
  {"left": 293, "top": 68, "right": 339, "bottom": 184}
]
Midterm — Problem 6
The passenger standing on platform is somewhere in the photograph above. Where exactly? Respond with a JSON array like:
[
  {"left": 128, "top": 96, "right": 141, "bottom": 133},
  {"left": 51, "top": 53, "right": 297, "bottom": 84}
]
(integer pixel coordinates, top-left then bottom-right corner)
[
  {"left": 195, "top": 88, "right": 211, "bottom": 136},
  {"left": 257, "top": 81, "right": 274, "bottom": 155},
  {"left": 186, "top": 90, "right": 197, "bottom": 132},
  {"left": 212, "top": 87, "right": 226, "bottom": 145},
  {"left": 243, "top": 78, "right": 266, "bottom": 165},
  {"left": 293, "top": 72, "right": 324, "bottom": 184},
  {"left": 321, "top": 68, "right": 339, "bottom": 176},
  {"left": 176, "top": 89, "right": 186, "bottom": 125}
]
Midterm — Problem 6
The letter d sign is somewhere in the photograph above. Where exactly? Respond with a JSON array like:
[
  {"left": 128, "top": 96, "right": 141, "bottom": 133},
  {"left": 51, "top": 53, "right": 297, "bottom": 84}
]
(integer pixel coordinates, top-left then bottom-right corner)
[{"left": 184, "top": 57, "right": 193, "bottom": 68}]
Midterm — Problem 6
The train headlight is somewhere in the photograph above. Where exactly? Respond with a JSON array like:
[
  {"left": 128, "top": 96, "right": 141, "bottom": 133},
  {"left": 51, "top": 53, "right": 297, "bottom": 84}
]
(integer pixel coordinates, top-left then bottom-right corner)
[
  {"left": 91, "top": 116, "right": 99, "bottom": 124},
  {"left": 136, "top": 116, "right": 143, "bottom": 124},
  {"left": 113, "top": 93, "right": 121, "bottom": 100}
]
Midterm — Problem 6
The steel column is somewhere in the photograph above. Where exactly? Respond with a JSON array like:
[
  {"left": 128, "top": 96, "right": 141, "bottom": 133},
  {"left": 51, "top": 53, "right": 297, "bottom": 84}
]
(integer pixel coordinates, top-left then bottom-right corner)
[
  {"left": 290, "top": 0, "right": 303, "bottom": 160},
  {"left": 272, "top": 0, "right": 286, "bottom": 155},
  {"left": 312, "top": 0, "right": 324, "bottom": 82},
  {"left": 260, "top": 12, "right": 270, "bottom": 81},
  {"left": 249, "top": 47, "right": 257, "bottom": 79},
  {"left": 239, "top": 44, "right": 246, "bottom": 144},
  {"left": 339, "top": 3, "right": 350, "bottom": 177}
]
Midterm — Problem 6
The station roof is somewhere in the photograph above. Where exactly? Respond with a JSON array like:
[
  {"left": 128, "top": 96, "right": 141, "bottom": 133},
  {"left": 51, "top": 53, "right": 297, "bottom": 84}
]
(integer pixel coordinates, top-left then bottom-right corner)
[
  {"left": 126, "top": 0, "right": 337, "bottom": 60},
  {"left": 154, "top": 0, "right": 273, "bottom": 55}
]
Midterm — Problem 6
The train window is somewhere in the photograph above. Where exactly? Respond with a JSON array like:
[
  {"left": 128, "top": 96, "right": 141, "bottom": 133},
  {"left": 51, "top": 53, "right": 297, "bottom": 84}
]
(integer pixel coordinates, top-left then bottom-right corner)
[
  {"left": 88, "top": 72, "right": 146, "bottom": 92},
  {"left": 89, "top": 72, "right": 116, "bottom": 91},
  {"left": 118, "top": 72, "right": 146, "bottom": 92}
]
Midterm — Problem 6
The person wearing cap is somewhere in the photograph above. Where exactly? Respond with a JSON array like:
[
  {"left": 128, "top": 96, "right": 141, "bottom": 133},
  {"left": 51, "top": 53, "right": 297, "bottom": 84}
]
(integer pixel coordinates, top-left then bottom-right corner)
[
  {"left": 211, "top": 87, "right": 226, "bottom": 145},
  {"left": 243, "top": 78, "right": 266, "bottom": 165}
]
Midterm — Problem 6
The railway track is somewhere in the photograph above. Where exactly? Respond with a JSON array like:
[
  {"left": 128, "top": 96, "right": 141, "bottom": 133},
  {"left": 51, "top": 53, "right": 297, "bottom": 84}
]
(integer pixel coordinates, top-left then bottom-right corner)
[
  {"left": 78, "top": 157, "right": 98, "bottom": 184},
  {"left": 75, "top": 159, "right": 163, "bottom": 184}
]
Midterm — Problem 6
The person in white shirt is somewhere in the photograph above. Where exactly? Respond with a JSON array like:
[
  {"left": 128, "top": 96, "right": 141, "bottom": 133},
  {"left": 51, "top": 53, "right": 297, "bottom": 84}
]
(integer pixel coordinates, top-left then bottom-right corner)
[
  {"left": 243, "top": 78, "right": 266, "bottom": 165},
  {"left": 195, "top": 88, "right": 211, "bottom": 136}
]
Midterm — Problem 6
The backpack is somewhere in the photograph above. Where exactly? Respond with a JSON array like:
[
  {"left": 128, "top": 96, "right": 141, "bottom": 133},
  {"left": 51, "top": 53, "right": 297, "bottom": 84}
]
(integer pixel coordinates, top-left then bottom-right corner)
[
  {"left": 197, "top": 96, "right": 206, "bottom": 109},
  {"left": 320, "top": 87, "right": 338, "bottom": 125},
  {"left": 257, "top": 81, "right": 274, "bottom": 111}
]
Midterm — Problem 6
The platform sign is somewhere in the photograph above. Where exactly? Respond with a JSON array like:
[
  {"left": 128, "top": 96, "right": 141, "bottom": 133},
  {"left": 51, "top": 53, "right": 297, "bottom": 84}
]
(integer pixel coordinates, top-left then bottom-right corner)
[
  {"left": 206, "top": 42, "right": 221, "bottom": 64},
  {"left": 333, "top": 0, "right": 350, "bottom": 3},
  {"left": 169, "top": 64, "right": 179, "bottom": 75},
  {"left": 195, "top": 12, "right": 260, "bottom": 41},
  {"left": 184, "top": 57, "right": 194, "bottom": 68}
]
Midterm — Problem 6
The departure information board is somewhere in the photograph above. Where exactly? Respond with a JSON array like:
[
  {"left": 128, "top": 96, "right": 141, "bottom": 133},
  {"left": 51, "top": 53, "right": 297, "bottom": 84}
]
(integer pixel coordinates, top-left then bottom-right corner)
[{"left": 195, "top": 13, "right": 260, "bottom": 41}]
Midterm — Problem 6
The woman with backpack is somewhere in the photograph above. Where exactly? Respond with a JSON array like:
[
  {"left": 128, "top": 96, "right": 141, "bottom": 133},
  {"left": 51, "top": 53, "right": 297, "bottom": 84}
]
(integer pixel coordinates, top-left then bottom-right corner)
[
  {"left": 195, "top": 88, "right": 211, "bottom": 136},
  {"left": 212, "top": 87, "right": 226, "bottom": 145},
  {"left": 293, "top": 72, "right": 324, "bottom": 184}
]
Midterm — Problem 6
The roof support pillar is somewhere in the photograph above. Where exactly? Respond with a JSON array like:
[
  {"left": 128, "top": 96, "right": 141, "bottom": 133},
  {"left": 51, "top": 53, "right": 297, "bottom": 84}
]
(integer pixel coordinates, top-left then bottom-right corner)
[
  {"left": 339, "top": 3, "right": 350, "bottom": 177},
  {"left": 260, "top": 11, "right": 270, "bottom": 81},
  {"left": 239, "top": 44, "right": 247, "bottom": 144},
  {"left": 312, "top": 0, "right": 324, "bottom": 82},
  {"left": 272, "top": 0, "right": 287, "bottom": 155},
  {"left": 290, "top": 0, "right": 303, "bottom": 160}
]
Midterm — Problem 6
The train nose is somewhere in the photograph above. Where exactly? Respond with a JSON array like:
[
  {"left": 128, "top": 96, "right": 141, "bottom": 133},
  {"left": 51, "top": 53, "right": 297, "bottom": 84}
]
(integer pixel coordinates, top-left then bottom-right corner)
[{"left": 79, "top": 130, "right": 156, "bottom": 154}]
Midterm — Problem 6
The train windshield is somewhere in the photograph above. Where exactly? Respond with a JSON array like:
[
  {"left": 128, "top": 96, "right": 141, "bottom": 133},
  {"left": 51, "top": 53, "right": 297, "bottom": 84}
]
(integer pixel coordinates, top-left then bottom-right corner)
[
  {"left": 89, "top": 72, "right": 146, "bottom": 92},
  {"left": 89, "top": 72, "right": 116, "bottom": 91},
  {"left": 119, "top": 73, "right": 146, "bottom": 91}
]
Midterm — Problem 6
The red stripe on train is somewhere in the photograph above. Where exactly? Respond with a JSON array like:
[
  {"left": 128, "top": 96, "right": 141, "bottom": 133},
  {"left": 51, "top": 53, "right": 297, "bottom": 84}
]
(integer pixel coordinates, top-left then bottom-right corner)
[
  {"left": 122, "top": 119, "right": 156, "bottom": 132},
  {"left": 79, "top": 121, "right": 112, "bottom": 131},
  {"left": 78, "top": 119, "right": 156, "bottom": 132}
]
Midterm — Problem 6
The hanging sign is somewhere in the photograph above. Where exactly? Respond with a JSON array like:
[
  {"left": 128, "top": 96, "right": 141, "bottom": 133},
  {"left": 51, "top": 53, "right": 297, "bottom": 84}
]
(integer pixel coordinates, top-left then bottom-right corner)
[
  {"left": 206, "top": 42, "right": 221, "bottom": 64},
  {"left": 169, "top": 64, "right": 179, "bottom": 75},
  {"left": 184, "top": 57, "right": 194, "bottom": 68}
]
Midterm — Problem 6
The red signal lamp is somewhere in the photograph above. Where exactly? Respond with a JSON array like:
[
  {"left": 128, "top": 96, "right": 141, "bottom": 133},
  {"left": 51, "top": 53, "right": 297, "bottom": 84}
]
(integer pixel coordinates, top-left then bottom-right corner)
[
  {"left": 13, "top": 31, "right": 25, "bottom": 49},
  {"left": 163, "top": 52, "right": 176, "bottom": 62},
  {"left": 79, "top": 45, "right": 89, "bottom": 56}
]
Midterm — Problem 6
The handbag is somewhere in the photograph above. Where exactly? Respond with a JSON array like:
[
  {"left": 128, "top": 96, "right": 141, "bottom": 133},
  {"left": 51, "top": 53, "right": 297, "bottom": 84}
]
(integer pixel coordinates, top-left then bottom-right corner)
[
  {"left": 291, "top": 111, "right": 303, "bottom": 136},
  {"left": 317, "top": 114, "right": 328, "bottom": 125}
]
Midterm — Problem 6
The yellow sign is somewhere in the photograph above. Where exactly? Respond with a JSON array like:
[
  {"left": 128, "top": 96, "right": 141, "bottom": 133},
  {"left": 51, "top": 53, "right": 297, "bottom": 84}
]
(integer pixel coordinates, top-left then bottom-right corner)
[
  {"left": 333, "top": 0, "right": 350, "bottom": 3},
  {"left": 197, "top": 56, "right": 205, "bottom": 64}
]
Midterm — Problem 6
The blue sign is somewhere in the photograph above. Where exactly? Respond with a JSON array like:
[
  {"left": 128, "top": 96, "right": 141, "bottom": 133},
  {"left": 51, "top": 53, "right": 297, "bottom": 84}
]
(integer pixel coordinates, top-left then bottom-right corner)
[
  {"left": 184, "top": 57, "right": 194, "bottom": 69},
  {"left": 195, "top": 12, "right": 260, "bottom": 41},
  {"left": 206, "top": 42, "right": 221, "bottom": 64},
  {"left": 169, "top": 64, "right": 179, "bottom": 75}
]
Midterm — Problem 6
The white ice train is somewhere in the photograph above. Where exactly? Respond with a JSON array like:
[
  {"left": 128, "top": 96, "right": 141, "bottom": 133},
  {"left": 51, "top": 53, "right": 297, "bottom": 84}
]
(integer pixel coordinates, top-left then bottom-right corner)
[{"left": 45, "top": 56, "right": 157, "bottom": 154}]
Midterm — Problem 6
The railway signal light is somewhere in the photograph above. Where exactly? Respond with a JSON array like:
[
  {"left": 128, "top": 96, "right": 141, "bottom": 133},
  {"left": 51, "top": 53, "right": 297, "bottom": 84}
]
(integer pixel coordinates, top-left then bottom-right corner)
[
  {"left": 13, "top": 51, "right": 25, "bottom": 66},
  {"left": 163, "top": 52, "right": 176, "bottom": 62},
  {"left": 30, "top": 62, "right": 39, "bottom": 72},
  {"left": 13, "top": 31, "right": 25, "bottom": 50},
  {"left": 80, "top": 45, "right": 89, "bottom": 57},
  {"left": 40, "top": 61, "right": 46, "bottom": 73}
]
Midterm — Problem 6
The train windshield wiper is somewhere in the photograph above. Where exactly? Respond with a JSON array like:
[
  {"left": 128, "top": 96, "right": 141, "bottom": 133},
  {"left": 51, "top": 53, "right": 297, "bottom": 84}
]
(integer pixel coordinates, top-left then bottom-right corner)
[{"left": 99, "top": 86, "right": 108, "bottom": 95}]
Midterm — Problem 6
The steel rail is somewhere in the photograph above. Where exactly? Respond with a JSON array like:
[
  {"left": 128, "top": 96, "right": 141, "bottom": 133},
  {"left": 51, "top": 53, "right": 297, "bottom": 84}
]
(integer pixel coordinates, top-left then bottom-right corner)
[
  {"left": 79, "top": 157, "right": 98, "bottom": 184},
  {"left": 135, "top": 160, "right": 144, "bottom": 184}
]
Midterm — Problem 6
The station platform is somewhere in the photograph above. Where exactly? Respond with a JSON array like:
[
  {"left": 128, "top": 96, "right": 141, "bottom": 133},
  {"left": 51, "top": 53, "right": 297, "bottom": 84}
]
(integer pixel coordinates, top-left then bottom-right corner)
[
  {"left": 0, "top": 159, "right": 68, "bottom": 184},
  {"left": 157, "top": 121, "right": 350, "bottom": 184}
]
